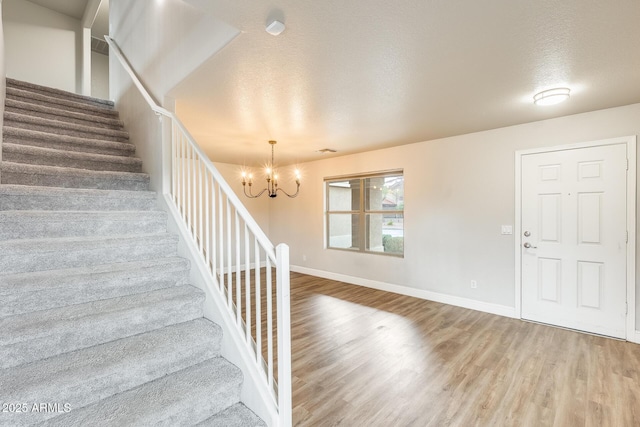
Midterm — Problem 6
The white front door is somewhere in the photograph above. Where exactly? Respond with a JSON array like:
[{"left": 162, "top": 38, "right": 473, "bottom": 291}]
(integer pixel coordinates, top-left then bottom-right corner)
[{"left": 520, "top": 143, "right": 627, "bottom": 338}]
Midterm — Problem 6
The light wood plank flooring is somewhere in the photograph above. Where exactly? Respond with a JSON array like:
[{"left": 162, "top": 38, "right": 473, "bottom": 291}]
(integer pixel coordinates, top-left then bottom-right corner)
[{"left": 289, "top": 272, "right": 640, "bottom": 427}]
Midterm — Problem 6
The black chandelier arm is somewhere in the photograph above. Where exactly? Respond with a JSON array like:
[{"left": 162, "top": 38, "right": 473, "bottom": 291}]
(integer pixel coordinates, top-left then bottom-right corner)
[
  {"left": 275, "top": 182, "right": 301, "bottom": 198},
  {"left": 243, "top": 183, "right": 269, "bottom": 199}
]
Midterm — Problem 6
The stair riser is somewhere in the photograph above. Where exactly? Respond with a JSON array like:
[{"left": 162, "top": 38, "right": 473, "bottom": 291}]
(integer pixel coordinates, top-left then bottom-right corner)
[
  {"left": 1, "top": 319, "right": 222, "bottom": 426},
  {"left": 6, "top": 89, "right": 119, "bottom": 119},
  {"left": 2, "top": 149, "right": 143, "bottom": 173},
  {"left": 0, "top": 239, "right": 178, "bottom": 275},
  {"left": 0, "top": 192, "right": 157, "bottom": 211},
  {"left": 5, "top": 118, "right": 129, "bottom": 143},
  {"left": 1, "top": 169, "right": 149, "bottom": 191},
  {"left": 3, "top": 133, "right": 136, "bottom": 157},
  {"left": 0, "top": 216, "right": 167, "bottom": 241},
  {"left": 47, "top": 359, "right": 244, "bottom": 427},
  {"left": 6, "top": 80, "right": 115, "bottom": 110},
  {"left": 6, "top": 104, "right": 124, "bottom": 131},
  {"left": 1, "top": 273, "right": 190, "bottom": 318},
  {"left": 0, "top": 288, "right": 205, "bottom": 369}
]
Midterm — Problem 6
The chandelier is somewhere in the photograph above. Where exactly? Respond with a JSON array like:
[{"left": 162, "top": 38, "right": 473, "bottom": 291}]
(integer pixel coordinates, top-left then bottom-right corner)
[{"left": 241, "top": 140, "right": 300, "bottom": 198}]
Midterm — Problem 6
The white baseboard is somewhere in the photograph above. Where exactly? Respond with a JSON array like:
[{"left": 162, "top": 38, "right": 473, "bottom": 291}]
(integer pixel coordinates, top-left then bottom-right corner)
[
  {"left": 632, "top": 330, "right": 640, "bottom": 344},
  {"left": 291, "top": 265, "right": 517, "bottom": 319}
]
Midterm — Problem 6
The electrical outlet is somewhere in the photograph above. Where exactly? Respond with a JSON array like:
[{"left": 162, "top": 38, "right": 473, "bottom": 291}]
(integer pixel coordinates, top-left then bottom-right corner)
[
  {"left": 302, "top": 255, "right": 307, "bottom": 262},
  {"left": 470, "top": 280, "right": 477, "bottom": 289}
]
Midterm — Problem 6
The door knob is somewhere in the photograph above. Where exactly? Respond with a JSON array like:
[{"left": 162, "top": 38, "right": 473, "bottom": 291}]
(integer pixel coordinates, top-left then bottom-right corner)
[{"left": 523, "top": 242, "right": 537, "bottom": 249}]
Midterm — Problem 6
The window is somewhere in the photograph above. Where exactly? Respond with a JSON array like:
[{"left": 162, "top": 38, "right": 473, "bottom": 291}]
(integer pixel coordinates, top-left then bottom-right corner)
[{"left": 325, "top": 170, "right": 404, "bottom": 256}]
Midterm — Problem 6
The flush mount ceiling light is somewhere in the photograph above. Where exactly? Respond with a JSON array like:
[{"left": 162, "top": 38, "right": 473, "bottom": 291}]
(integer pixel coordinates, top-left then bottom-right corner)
[
  {"left": 533, "top": 88, "right": 571, "bottom": 106},
  {"left": 266, "top": 20, "right": 285, "bottom": 36}
]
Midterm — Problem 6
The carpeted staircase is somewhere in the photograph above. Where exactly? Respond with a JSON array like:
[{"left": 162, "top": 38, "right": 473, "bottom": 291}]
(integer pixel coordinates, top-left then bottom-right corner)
[{"left": 0, "top": 78, "right": 266, "bottom": 427}]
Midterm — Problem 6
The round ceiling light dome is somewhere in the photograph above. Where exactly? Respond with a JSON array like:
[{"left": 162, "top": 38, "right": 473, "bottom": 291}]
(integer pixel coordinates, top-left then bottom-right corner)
[{"left": 533, "top": 88, "right": 571, "bottom": 106}]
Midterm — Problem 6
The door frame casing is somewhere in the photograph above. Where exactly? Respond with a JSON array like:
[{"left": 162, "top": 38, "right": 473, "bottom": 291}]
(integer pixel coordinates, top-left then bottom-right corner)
[{"left": 515, "top": 136, "right": 637, "bottom": 341}]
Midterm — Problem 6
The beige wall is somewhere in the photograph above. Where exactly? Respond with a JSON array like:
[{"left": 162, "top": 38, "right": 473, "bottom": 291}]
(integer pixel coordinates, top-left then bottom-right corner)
[
  {"left": 91, "top": 52, "right": 109, "bottom": 99},
  {"left": 266, "top": 103, "right": 640, "bottom": 330},
  {"left": 3, "top": 0, "right": 81, "bottom": 92}
]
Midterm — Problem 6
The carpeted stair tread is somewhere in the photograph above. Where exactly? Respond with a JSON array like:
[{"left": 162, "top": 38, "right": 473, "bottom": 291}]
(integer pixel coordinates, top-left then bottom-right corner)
[
  {"left": 1, "top": 162, "right": 149, "bottom": 191},
  {"left": 0, "top": 233, "right": 179, "bottom": 275},
  {"left": 197, "top": 403, "right": 267, "bottom": 427},
  {"left": 3, "top": 126, "right": 136, "bottom": 157},
  {"left": 2, "top": 143, "right": 142, "bottom": 172},
  {"left": 0, "top": 319, "right": 223, "bottom": 427},
  {"left": 6, "top": 86, "right": 119, "bottom": 119},
  {"left": 6, "top": 86, "right": 120, "bottom": 119},
  {"left": 0, "top": 209, "right": 166, "bottom": 240},
  {"left": 0, "top": 257, "right": 190, "bottom": 318},
  {"left": 0, "top": 185, "right": 157, "bottom": 211},
  {"left": 40, "top": 357, "right": 244, "bottom": 427},
  {"left": 5, "top": 98, "right": 124, "bottom": 130},
  {"left": 6, "top": 78, "right": 114, "bottom": 109},
  {"left": 5, "top": 111, "right": 129, "bottom": 142},
  {"left": 0, "top": 285, "right": 205, "bottom": 369}
]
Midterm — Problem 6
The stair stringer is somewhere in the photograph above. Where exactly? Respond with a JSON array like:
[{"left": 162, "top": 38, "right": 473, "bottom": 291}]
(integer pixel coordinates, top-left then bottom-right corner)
[{"left": 159, "top": 194, "right": 278, "bottom": 427}]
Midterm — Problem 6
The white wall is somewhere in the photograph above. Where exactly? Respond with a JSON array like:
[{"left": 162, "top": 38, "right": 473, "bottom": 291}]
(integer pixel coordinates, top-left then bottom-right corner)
[
  {"left": 109, "top": 0, "right": 240, "bottom": 190},
  {"left": 3, "top": 0, "right": 81, "bottom": 92},
  {"left": 91, "top": 51, "right": 109, "bottom": 99},
  {"left": 266, "top": 103, "right": 640, "bottom": 330},
  {"left": 111, "top": 58, "right": 164, "bottom": 191},
  {"left": 110, "top": 0, "right": 238, "bottom": 104}
]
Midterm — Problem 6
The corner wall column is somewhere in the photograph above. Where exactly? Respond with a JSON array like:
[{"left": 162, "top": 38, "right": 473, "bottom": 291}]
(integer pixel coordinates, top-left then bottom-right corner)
[{"left": 80, "top": 0, "right": 102, "bottom": 96}]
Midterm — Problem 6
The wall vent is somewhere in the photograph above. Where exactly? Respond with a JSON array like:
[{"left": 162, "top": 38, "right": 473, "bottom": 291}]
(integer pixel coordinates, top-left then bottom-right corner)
[{"left": 91, "top": 37, "right": 109, "bottom": 56}]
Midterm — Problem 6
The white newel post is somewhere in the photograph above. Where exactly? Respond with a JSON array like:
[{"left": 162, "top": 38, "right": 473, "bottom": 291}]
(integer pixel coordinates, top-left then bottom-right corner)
[{"left": 276, "top": 243, "right": 292, "bottom": 427}]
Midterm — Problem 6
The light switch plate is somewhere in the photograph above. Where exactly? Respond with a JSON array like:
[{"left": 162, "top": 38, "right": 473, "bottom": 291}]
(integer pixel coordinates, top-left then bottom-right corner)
[{"left": 501, "top": 225, "right": 513, "bottom": 235}]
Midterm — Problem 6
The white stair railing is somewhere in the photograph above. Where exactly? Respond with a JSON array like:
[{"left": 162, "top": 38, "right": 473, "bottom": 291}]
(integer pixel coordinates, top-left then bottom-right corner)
[{"left": 105, "top": 36, "right": 292, "bottom": 427}]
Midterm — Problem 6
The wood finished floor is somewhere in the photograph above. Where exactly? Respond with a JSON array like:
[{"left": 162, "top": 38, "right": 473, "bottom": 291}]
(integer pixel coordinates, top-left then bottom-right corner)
[{"left": 288, "top": 272, "right": 640, "bottom": 427}]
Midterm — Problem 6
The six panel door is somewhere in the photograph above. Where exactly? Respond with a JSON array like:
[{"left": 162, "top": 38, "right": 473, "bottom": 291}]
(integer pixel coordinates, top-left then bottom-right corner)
[{"left": 521, "top": 144, "right": 627, "bottom": 338}]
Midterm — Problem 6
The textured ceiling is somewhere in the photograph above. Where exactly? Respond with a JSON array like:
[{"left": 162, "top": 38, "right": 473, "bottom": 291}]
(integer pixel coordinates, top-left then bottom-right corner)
[{"left": 172, "top": 0, "right": 640, "bottom": 167}]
